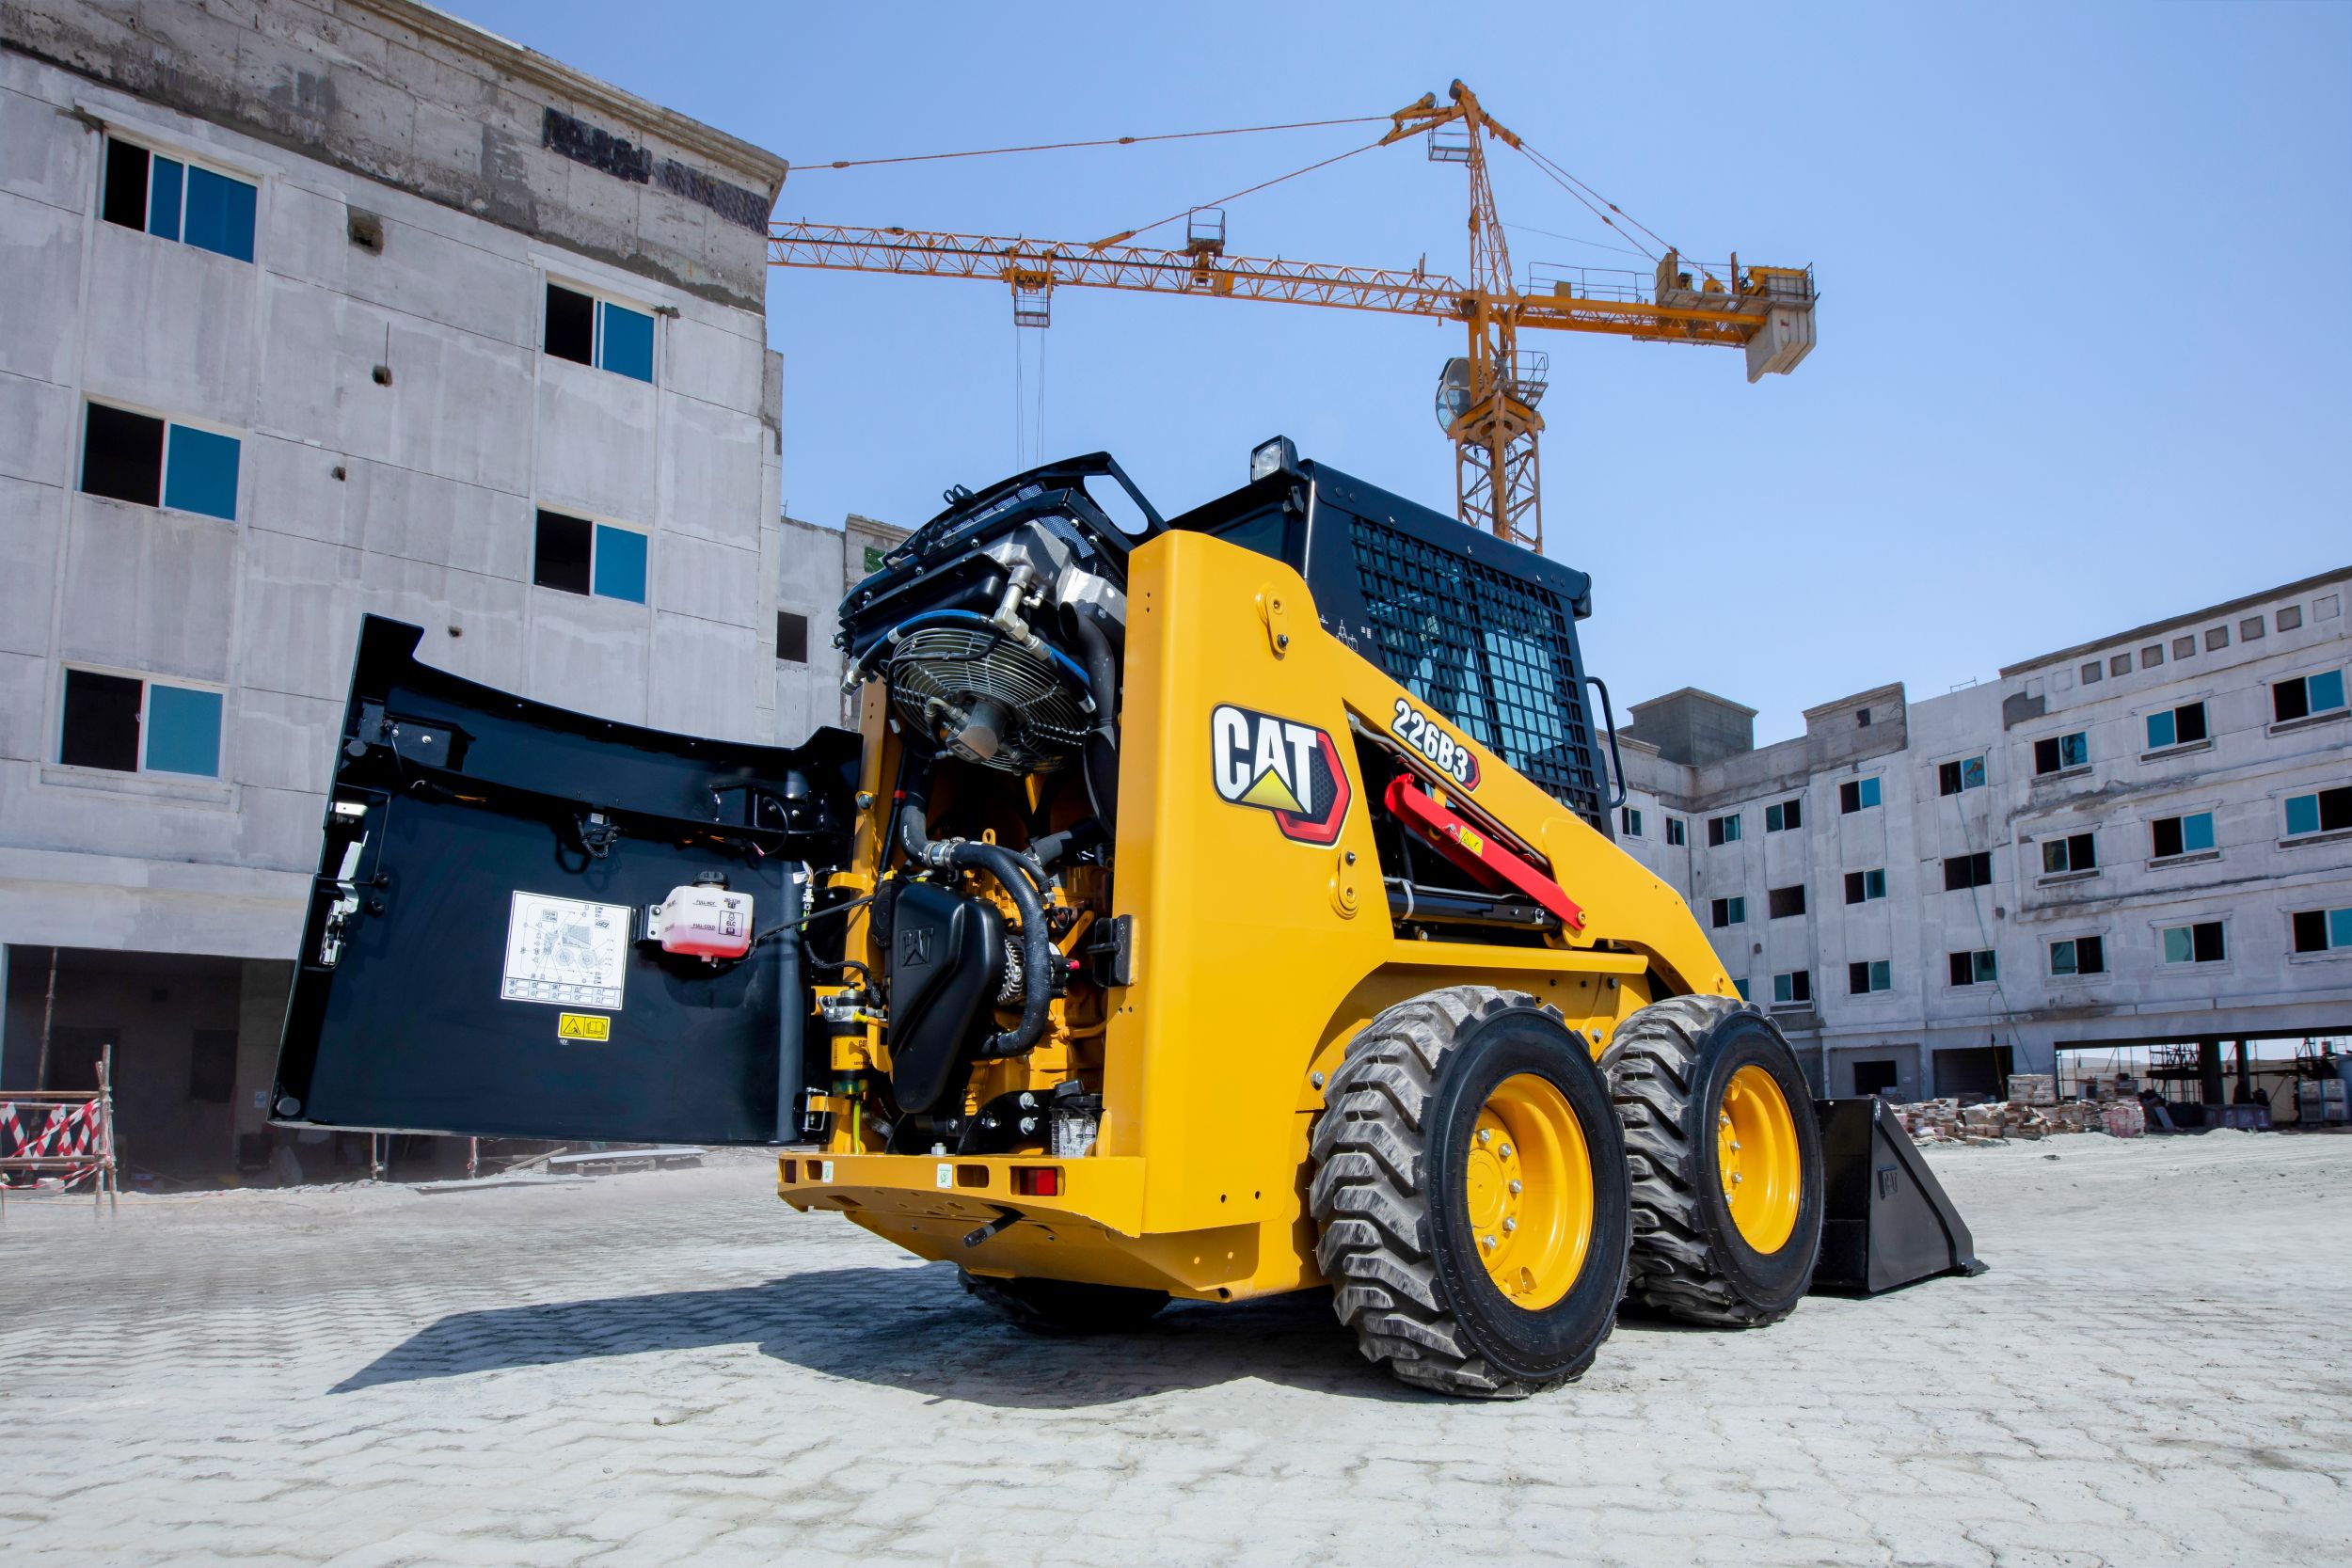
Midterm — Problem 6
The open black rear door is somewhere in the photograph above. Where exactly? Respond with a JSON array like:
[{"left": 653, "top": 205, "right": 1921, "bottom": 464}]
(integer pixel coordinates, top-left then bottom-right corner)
[{"left": 273, "top": 617, "right": 860, "bottom": 1146}]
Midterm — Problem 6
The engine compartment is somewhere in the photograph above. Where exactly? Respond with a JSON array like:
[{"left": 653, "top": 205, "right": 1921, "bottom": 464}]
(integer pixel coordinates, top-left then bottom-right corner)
[{"left": 813, "top": 457, "right": 1163, "bottom": 1157}]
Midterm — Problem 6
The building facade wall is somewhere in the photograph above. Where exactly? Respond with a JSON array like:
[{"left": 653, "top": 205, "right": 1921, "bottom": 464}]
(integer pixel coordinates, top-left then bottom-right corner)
[
  {"left": 0, "top": 1, "right": 800, "bottom": 984},
  {"left": 1619, "top": 572, "right": 2352, "bottom": 1099}
]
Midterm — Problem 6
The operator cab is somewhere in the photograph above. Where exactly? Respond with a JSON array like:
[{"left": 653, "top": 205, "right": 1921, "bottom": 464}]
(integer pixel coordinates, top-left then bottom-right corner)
[{"left": 1170, "top": 434, "right": 1614, "bottom": 835}]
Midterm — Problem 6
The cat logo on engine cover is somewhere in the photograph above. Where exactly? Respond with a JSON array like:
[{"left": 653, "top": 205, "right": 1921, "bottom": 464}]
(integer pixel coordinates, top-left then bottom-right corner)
[{"left": 1209, "top": 704, "right": 1352, "bottom": 846}]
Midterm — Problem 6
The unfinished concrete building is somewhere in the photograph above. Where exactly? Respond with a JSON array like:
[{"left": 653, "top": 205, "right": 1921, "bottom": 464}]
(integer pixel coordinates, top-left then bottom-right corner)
[
  {"left": 0, "top": 0, "right": 876, "bottom": 1181},
  {"left": 1616, "top": 568, "right": 2352, "bottom": 1108}
]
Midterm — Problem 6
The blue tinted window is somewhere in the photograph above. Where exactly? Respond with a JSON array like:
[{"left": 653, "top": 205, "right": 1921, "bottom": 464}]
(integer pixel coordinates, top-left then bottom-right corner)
[
  {"left": 599, "top": 301, "right": 655, "bottom": 382},
  {"left": 144, "top": 684, "right": 221, "bottom": 777},
  {"left": 2286, "top": 794, "right": 2320, "bottom": 837},
  {"left": 2331, "top": 908, "right": 2352, "bottom": 949},
  {"left": 164, "top": 425, "right": 240, "bottom": 519},
  {"left": 2181, "top": 812, "right": 2215, "bottom": 852},
  {"left": 183, "top": 166, "right": 256, "bottom": 261},
  {"left": 2146, "top": 711, "right": 2176, "bottom": 750},
  {"left": 2311, "top": 670, "right": 2346, "bottom": 714},
  {"left": 148, "top": 154, "right": 183, "bottom": 241},
  {"left": 593, "top": 524, "right": 646, "bottom": 603}
]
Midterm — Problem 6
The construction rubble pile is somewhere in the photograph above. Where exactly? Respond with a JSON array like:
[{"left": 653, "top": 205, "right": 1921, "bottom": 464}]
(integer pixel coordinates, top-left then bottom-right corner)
[{"left": 1888, "top": 1075, "right": 2147, "bottom": 1145}]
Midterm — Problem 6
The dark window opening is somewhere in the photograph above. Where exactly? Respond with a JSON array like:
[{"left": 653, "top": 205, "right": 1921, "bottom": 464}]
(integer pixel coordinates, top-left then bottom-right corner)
[
  {"left": 776, "top": 610, "right": 810, "bottom": 664},
  {"left": 1765, "top": 797, "right": 1803, "bottom": 833},
  {"left": 1772, "top": 970, "right": 1810, "bottom": 1006},
  {"left": 1948, "top": 950, "right": 1997, "bottom": 986},
  {"left": 2325, "top": 787, "right": 2352, "bottom": 833},
  {"left": 1851, "top": 1059, "right": 1899, "bottom": 1096},
  {"left": 1943, "top": 851, "right": 1994, "bottom": 891},
  {"left": 81, "top": 404, "right": 165, "bottom": 506},
  {"left": 532, "top": 509, "right": 594, "bottom": 594},
  {"left": 545, "top": 283, "right": 596, "bottom": 365},
  {"left": 1768, "top": 884, "right": 1805, "bottom": 919},
  {"left": 102, "top": 137, "right": 150, "bottom": 230},
  {"left": 59, "top": 670, "right": 143, "bottom": 772},
  {"left": 188, "top": 1028, "right": 237, "bottom": 1103},
  {"left": 2041, "top": 832, "right": 2097, "bottom": 875}
]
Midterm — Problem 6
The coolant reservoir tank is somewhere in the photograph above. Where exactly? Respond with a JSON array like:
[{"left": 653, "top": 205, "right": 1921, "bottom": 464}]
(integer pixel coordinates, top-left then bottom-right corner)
[{"left": 650, "top": 884, "right": 755, "bottom": 960}]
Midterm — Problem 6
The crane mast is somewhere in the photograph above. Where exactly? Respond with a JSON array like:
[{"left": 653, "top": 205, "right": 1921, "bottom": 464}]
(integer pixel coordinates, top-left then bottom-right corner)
[{"left": 770, "top": 84, "right": 1816, "bottom": 557}]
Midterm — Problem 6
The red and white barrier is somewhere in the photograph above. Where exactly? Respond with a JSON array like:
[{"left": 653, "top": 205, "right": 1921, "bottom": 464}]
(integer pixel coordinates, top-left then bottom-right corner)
[
  {"left": 1, "top": 1097, "right": 111, "bottom": 1185},
  {"left": 0, "top": 1043, "right": 119, "bottom": 1215}
]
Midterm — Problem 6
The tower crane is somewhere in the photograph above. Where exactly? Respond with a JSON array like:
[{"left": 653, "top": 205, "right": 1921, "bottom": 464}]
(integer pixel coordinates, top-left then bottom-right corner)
[{"left": 770, "top": 83, "right": 1816, "bottom": 557}]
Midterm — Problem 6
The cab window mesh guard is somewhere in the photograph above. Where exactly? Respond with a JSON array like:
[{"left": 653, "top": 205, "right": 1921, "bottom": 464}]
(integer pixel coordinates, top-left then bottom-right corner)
[{"left": 1347, "top": 516, "right": 1602, "bottom": 823}]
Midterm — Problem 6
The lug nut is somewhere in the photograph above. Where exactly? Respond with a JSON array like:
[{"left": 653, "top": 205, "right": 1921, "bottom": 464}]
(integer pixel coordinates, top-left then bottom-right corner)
[
  {"left": 1478, "top": 1129, "right": 1492, "bottom": 1146},
  {"left": 1733, "top": 1173, "right": 1744, "bottom": 1185},
  {"left": 1499, "top": 1144, "right": 1513, "bottom": 1159},
  {"left": 1508, "top": 1180, "right": 1522, "bottom": 1196},
  {"left": 1482, "top": 1235, "right": 1496, "bottom": 1250},
  {"left": 1502, "top": 1217, "right": 1517, "bottom": 1233}
]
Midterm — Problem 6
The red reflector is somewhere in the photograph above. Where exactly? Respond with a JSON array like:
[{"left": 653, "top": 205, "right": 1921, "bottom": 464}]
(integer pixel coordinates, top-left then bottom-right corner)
[{"left": 1014, "top": 1166, "right": 1062, "bottom": 1197}]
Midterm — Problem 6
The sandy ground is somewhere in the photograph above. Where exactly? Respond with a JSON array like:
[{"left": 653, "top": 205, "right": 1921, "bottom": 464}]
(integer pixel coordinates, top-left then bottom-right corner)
[{"left": 1, "top": 1131, "right": 2346, "bottom": 1567}]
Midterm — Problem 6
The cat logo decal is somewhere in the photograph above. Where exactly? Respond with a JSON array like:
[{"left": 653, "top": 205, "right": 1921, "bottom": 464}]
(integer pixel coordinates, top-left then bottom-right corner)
[{"left": 1209, "top": 704, "right": 1351, "bottom": 846}]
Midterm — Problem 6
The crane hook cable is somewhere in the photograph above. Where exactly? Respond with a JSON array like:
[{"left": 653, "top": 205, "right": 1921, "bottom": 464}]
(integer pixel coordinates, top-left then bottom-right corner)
[{"left": 790, "top": 115, "right": 1391, "bottom": 175}]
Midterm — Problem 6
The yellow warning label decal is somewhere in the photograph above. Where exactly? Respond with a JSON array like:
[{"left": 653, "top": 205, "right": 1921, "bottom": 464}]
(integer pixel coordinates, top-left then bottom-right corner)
[
  {"left": 557, "top": 1013, "right": 612, "bottom": 1041},
  {"left": 1456, "top": 827, "right": 1486, "bottom": 856}
]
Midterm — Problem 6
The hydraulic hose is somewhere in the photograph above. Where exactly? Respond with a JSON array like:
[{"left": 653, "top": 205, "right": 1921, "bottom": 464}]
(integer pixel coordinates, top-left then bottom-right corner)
[
  {"left": 1068, "top": 605, "right": 1121, "bottom": 834},
  {"left": 842, "top": 609, "right": 1094, "bottom": 697},
  {"left": 896, "top": 753, "right": 1055, "bottom": 1059},
  {"left": 953, "top": 840, "right": 1054, "bottom": 1059}
]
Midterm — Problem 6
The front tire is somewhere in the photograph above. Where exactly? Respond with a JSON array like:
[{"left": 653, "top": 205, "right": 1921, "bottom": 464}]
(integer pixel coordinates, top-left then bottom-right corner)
[
  {"left": 1604, "top": 995, "right": 1824, "bottom": 1325},
  {"left": 1310, "top": 985, "right": 1630, "bottom": 1399}
]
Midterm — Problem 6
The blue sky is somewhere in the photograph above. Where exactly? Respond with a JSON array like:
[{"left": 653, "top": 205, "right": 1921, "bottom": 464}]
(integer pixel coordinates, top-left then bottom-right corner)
[{"left": 456, "top": 0, "right": 2349, "bottom": 742}]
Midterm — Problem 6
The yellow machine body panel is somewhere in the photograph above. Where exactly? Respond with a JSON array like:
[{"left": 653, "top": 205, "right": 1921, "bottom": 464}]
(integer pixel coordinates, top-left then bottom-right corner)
[{"left": 783, "top": 530, "right": 1734, "bottom": 1301}]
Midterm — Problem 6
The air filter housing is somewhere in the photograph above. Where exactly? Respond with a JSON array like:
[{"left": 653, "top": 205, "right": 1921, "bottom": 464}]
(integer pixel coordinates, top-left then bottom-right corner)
[{"left": 887, "top": 625, "right": 1088, "bottom": 773}]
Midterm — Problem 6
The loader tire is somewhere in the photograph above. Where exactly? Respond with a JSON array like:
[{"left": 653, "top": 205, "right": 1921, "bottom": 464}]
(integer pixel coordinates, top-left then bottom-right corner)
[
  {"left": 1310, "top": 985, "right": 1630, "bottom": 1400},
  {"left": 1603, "top": 995, "right": 1824, "bottom": 1326},
  {"left": 958, "top": 1269, "right": 1169, "bottom": 1336}
]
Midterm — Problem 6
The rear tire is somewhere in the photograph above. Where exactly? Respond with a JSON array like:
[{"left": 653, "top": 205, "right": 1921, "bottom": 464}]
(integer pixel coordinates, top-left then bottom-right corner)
[
  {"left": 1310, "top": 985, "right": 1630, "bottom": 1399},
  {"left": 959, "top": 1270, "right": 1169, "bottom": 1335},
  {"left": 1604, "top": 995, "right": 1824, "bottom": 1326}
]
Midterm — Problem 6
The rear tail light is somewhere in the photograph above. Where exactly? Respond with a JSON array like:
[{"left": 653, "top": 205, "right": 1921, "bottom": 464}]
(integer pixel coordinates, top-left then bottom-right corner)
[{"left": 1013, "top": 1166, "right": 1062, "bottom": 1197}]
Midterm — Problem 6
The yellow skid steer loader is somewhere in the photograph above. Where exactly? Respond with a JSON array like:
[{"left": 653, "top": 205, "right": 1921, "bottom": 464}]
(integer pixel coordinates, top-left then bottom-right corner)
[{"left": 275, "top": 437, "right": 1979, "bottom": 1397}]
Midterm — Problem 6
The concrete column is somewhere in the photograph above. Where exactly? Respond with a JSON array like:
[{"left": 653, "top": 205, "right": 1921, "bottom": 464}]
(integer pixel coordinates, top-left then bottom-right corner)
[
  {"left": 2233, "top": 1039, "right": 2253, "bottom": 1104},
  {"left": 2199, "top": 1038, "right": 2225, "bottom": 1106}
]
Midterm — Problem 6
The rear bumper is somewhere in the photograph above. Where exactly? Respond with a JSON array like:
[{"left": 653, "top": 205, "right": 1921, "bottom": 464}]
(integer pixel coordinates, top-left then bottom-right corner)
[{"left": 779, "top": 1152, "right": 1146, "bottom": 1238}]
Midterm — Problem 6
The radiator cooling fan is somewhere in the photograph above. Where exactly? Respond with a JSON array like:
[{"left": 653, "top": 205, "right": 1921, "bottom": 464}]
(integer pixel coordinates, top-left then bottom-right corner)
[{"left": 886, "top": 625, "right": 1089, "bottom": 773}]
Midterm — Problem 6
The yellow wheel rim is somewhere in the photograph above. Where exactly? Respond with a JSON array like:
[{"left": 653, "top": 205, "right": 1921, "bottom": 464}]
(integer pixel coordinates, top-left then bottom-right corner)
[
  {"left": 1461, "top": 1072, "right": 1594, "bottom": 1310},
  {"left": 1718, "top": 1064, "right": 1802, "bottom": 1253}
]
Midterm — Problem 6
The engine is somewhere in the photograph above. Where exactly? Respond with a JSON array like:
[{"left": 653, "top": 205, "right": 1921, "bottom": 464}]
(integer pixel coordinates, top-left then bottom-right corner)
[{"left": 826, "top": 457, "right": 1162, "bottom": 1148}]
